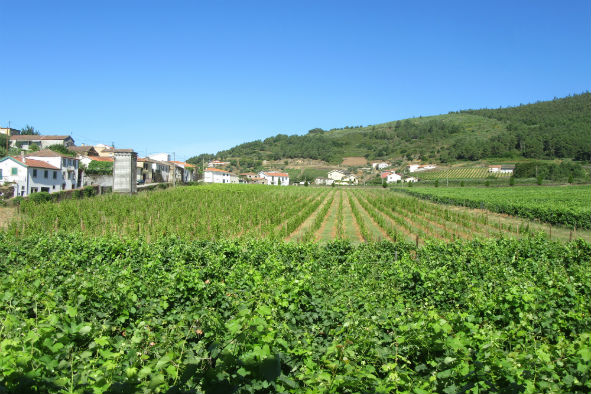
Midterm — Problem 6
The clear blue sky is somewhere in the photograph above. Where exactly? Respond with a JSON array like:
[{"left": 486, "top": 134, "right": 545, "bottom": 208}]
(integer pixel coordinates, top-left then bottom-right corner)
[{"left": 1, "top": 1, "right": 589, "bottom": 161}]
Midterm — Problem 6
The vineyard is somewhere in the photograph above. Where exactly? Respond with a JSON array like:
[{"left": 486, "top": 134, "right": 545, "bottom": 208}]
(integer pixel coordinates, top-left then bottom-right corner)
[
  {"left": 0, "top": 233, "right": 589, "bottom": 393},
  {"left": 417, "top": 168, "right": 512, "bottom": 180},
  {"left": 402, "top": 185, "right": 591, "bottom": 230},
  {"left": 5, "top": 184, "right": 590, "bottom": 244}
]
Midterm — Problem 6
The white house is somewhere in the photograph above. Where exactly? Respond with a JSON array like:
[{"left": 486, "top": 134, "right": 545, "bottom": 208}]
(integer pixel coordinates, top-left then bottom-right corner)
[
  {"left": 258, "top": 171, "right": 289, "bottom": 186},
  {"left": 148, "top": 153, "right": 171, "bottom": 162},
  {"left": 26, "top": 150, "right": 80, "bottom": 190},
  {"left": 371, "top": 162, "right": 390, "bottom": 170},
  {"left": 404, "top": 177, "right": 418, "bottom": 183},
  {"left": 328, "top": 170, "right": 347, "bottom": 181},
  {"left": 489, "top": 165, "right": 514, "bottom": 174},
  {"left": 204, "top": 167, "right": 238, "bottom": 184},
  {"left": 10, "top": 135, "right": 75, "bottom": 150},
  {"left": 408, "top": 164, "right": 437, "bottom": 173},
  {"left": 0, "top": 155, "right": 63, "bottom": 197},
  {"left": 315, "top": 177, "right": 334, "bottom": 186},
  {"left": 386, "top": 172, "right": 402, "bottom": 183}
]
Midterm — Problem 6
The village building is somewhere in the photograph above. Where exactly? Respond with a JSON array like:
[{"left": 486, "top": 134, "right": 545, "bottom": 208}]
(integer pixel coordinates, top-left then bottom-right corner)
[
  {"left": 328, "top": 169, "right": 347, "bottom": 181},
  {"left": 170, "top": 161, "right": 196, "bottom": 183},
  {"left": 315, "top": 177, "right": 334, "bottom": 186},
  {"left": 208, "top": 160, "right": 230, "bottom": 167},
  {"left": 26, "top": 149, "right": 80, "bottom": 189},
  {"left": 68, "top": 145, "right": 99, "bottom": 157},
  {"left": 258, "top": 171, "right": 289, "bottom": 186},
  {"left": 371, "top": 161, "right": 390, "bottom": 170},
  {"left": 488, "top": 164, "right": 514, "bottom": 174},
  {"left": 404, "top": 176, "right": 418, "bottom": 183},
  {"left": 10, "top": 135, "right": 75, "bottom": 150},
  {"left": 0, "top": 155, "right": 64, "bottom": 196},
  {"left": 93, "top": 144, "right": 115, "bottom": 157},
  {"left": 0, "top": 127, "right": 20, "bottom": 136},
  {"left": 204, "top": 167, "right": 238, "bottom": 184},
  {"left": 407, "top": 164, "right": 437, "bottom": 173},
  {"left": 113, "top": 149, "right": 137, "bottom": 194}
]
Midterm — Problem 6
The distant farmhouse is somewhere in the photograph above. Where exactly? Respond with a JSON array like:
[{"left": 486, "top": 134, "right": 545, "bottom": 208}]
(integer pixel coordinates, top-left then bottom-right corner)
[
  {"left": 407, "top": 164, "right": 436, "bottom": 173},
  {"left": 488, "top": 164, "right": 514, "bottom": 174},
  {"left": 10, "top": 135, "right": 74, "bottom": 150},
  {"left": 328, "top": 169, "right": 357, "bottom": 185},
  {"left": 258, "top": 171, "right": 289, "bottom": 186},
  {"left": 204, "top": 167, "right": 238, "bottom": 184}
]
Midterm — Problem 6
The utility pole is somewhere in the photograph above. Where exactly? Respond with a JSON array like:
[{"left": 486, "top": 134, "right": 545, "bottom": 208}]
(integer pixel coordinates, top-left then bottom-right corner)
[
  {"left": 173, "top": 152, "right": 176, "bottom": 187},
  {"left": 6, "top": 121, "right": 11, "bottom": 153}
]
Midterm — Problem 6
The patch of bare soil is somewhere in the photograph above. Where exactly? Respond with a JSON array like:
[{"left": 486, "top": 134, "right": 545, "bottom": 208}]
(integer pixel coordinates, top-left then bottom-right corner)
[
  {"left": 341, "top": 157, "right": 368, "bottom": 166},
  {"left": 0, "top": 207, "right": 17, "bottom": 229}
]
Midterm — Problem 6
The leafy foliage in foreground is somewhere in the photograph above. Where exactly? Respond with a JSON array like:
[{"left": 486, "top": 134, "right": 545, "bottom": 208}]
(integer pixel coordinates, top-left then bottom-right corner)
[
  {"left": 0, "top": 234, "right": 589, "bottom": 393},
  {"left": 400, "top": 185, "right": 591, "bottom": 229}
]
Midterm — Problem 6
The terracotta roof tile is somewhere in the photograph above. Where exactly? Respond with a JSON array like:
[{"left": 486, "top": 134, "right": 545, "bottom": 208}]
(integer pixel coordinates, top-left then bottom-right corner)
[{"left": 10, "top": 156, "right": 60, "bottom": 170}]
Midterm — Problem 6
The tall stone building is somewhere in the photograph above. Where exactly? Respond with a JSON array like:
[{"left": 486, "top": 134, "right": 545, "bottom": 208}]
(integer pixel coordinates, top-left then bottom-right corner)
[{"left": 113, "top": 149, "right": 137, "bottom": 194}]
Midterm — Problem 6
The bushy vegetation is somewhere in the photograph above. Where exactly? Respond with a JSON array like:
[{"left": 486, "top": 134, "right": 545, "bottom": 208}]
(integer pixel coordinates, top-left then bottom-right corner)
[
  {"left": 0, "top": 234, "right": 589, "bottom": 393},
  {"left": 85, "top": 160, "right": 113, "bottom": 175},
  {"left": 513, "top": 161, "right": 587, "bottom": 181},
  {"left": 188, "top": 93, "right": 591, "bottom": 164}
]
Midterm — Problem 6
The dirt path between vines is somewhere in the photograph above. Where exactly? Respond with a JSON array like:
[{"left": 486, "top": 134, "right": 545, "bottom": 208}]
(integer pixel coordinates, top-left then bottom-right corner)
[
  {"left": 315, "top": 191, "right": 340, "bottom": 241},
  {"left": 342, "top": 191, "right": 363, "bottom": 242},
  {"left": 286, "top": 191, "right": 333, "bottom": 241},
  {"left": 349, "top": 193, "right": 393, "bottom": 242},
  {"left": 0, "top": 207, "right": 16, "bottom": 229}
]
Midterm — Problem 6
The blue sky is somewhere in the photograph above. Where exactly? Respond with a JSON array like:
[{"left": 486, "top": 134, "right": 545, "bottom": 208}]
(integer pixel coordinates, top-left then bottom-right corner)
[{"left": 1, "top": 1, "right": 589, "bottom": 161}]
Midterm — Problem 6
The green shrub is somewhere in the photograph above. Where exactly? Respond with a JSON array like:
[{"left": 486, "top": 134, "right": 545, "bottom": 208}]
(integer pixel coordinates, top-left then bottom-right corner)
[
  {"left": 28, "top": 192, "right": 52, "bottom": 204},
  {"left": 83, "top": 186, "right": 95, "bottom": 198},
  {"left": 72, "top": 189, "right": 83, "bottom": 199}
]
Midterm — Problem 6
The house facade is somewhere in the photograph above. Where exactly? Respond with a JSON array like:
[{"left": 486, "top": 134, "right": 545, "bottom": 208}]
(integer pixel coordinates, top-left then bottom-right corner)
[
  {"left": 258, "top": 171, "right": 289, "bottom": 186},
  {"left": 386, "top": 173, "right": 402, "bottom": 183},
  {"left": 0, "top": 156, "right": 63, "bottom": 196},
  {"left": 10, "top": 135, "right": 75, "bottom": 150},
  {"left": 27, "top": 150, "right": 80, "bottom": 190},
  {"left": 204, "top": 168, "right": 238, "bottom": 184}
]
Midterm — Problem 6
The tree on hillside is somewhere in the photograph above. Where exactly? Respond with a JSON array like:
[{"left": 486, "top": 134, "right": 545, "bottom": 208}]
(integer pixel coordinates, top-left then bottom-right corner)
[{"left": 20, "top": 125, "right": 39, "bottom": 135}]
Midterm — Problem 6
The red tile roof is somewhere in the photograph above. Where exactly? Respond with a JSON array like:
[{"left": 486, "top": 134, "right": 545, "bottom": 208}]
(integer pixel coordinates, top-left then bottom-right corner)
[
  {"left": 263, "top": 172, "right": 289, "bottom": 177},
  {"left": 205, "top": 167, "right": 231, "bottom": 173},
  {"left": 87, "top": 156, "right": 114, "bottom": 162},
  {"left": 10, "top": 135, "right": 71, "bottom": 141},
  {"left": 170, "top": 160, "right": 195, "bottom": 168},
  {"left": 11, "top": 156, "right": 59, "bottom": 169},
  {"left": 27, "top": 149, "right": 76, "bottom": 158}
]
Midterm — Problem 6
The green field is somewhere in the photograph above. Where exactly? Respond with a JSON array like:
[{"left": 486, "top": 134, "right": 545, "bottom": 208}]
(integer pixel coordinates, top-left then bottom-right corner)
[
  {"left": 417, "top": 167, "right": 512, "bottom": 180},
  {"left": 401, "top": 185, "right": 591, "bottom": 229},
  {"left": 1, "top": 185, "right": 590, "bottom": 393}
]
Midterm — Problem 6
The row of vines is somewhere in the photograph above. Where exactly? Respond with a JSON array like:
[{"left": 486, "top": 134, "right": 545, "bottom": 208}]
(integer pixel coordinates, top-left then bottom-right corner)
[{"left": 400, "top": 185, "right": 591, "bottom": 229}]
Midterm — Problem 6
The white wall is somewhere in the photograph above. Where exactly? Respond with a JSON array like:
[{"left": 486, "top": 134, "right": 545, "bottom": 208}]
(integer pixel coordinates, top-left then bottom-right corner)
[{"left": 0, "top": 158, "right": 64, "bottom": 196}]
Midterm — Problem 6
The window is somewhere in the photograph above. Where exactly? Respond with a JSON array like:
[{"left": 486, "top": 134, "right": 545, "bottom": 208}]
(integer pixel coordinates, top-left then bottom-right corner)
[
  {"left": 11, "top": 168, "right": 18, "bottom": 175},
  {"left": 53, "top": 171, "right": 57, "bottom": 179},
  {"left": 0, "top": 169, "right": 2, "bottom": 178},
  {"left": 63, "top": 159, "right": 67, "bottom": 167},
  {"left": 33, "top": 169, "right": 37, "bottom": 177},
  {"left": 44, "top": 170, "right": 49, "bottom": 178}
]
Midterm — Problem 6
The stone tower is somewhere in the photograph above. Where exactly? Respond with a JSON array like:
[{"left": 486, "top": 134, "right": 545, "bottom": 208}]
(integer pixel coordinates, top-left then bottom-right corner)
[{"left": 113, "top": 149, "right": 137, "bottom": 194}]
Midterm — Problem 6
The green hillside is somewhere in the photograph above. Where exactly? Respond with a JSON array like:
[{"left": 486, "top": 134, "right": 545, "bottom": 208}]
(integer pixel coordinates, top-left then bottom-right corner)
[{"left": 188, "top": 93, "right": 590, "bottom": 166}]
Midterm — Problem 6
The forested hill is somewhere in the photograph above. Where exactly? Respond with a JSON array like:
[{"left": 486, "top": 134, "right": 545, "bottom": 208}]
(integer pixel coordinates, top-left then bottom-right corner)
[{"left": 188, "top": 93, "right": 590, "bottom": 166}]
